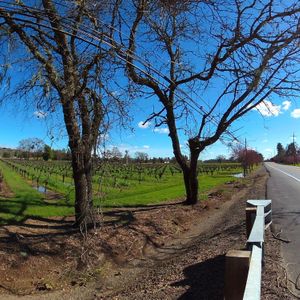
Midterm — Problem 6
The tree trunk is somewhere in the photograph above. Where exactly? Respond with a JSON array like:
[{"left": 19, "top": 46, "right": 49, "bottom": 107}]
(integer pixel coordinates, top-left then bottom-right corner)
[
  {"left": 183, "top": 148, "right": 200, "bottom": 205},
  {"left": 71, "top": 147, "right": 93, "bottom": 227},
  {"left": 183, "top": 168, "right": 199, "bottom": 205}
]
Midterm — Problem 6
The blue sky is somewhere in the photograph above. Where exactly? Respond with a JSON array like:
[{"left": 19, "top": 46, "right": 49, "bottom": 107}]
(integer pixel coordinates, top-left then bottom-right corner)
[
  {"left": 126, "top": 97, "right": 300, "bottom": 160},
  {"left": 0, "top": 1, "right": 299, "bottom": 160},
  {"left": 0, "top": 95, "right": 299, "bottom": 160}
]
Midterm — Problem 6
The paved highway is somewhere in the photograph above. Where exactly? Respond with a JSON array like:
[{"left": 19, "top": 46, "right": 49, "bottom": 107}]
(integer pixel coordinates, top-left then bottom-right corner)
[{"left": 265, "top": 162, "right": 300, "bottom": 296}]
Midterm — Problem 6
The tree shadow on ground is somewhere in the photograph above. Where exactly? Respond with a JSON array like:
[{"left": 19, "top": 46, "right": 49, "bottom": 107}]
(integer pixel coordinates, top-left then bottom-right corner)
[
  {"left": 0, "top": 215, "right": 78, "bottom": 257},
  {"left": 172, "top": 254, "right": 225, "bottom": 300},
  {"left": 0, "top": 193, "right": 73, "bottom": 226},
  {"left": 102, "top": 200, "right": 185, "bottom": 210},
  {"left": 0, "top": 198, "right": 191, "bottom": 264},
  {"left": 100, "top": 202, "right": 181, "bottom": 225}
]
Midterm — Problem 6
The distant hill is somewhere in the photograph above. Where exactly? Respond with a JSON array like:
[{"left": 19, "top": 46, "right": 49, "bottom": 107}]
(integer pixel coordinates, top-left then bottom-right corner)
[{"left": 0, "top": 147, "right": 18, "bottom": 158}]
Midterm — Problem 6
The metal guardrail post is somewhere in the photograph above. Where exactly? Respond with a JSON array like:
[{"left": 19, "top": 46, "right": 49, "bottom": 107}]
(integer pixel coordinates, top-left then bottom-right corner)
[
  {"left": 225, "top": 250, "right": 251, "bottom": 300},
  {"left": 246, "top": 207, "right": 256, "bottom": 239}
]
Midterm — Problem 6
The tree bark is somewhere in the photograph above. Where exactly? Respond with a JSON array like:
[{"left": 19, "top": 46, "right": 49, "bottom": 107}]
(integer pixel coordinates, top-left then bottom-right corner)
[
  {"left": 182, "top": 169, "right": 199, "bottom": 205},
  {"left": 183, "top": 148, "right": 200, "bottom": 205},
  {"left": 0, "top": 1, "right": 109, "bottom": 230},
  {"left": 71, "top": 146, "right": 93, "bottom": 227}
]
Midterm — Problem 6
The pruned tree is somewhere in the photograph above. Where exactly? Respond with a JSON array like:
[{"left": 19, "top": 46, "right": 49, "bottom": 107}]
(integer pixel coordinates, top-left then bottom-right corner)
[
  {"left": 135, "top": 151, "right": 149, "bottom": 162},
  {"left": 124, "top": 149, "right": 130, "bottom": 164},
  {"left": 0, "top": 1, "right": 127, "bottom": 227},
  {"left": 216, "top": 155, "right": 227, "bottom": 163},
  {"left": 111, "top": 146, "right": 123, "bottom": 161},
  {"left": 42, "top": 144, "right": 52, "bottom": 161},
  {"left": 18, "top": 137, "right": 45, "bottom": 159},
  {"left": 113, "top": 0, "right": 300, "bottom": 204}
]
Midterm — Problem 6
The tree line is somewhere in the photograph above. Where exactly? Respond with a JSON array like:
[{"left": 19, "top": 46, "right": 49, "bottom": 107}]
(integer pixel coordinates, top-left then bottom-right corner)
[
  {"left": 2, "top": 138, "right": 187, "bottom": 164},
  {"left": 0, "top": 138, "right": 71, "bottom": 160},
  {"left": 272, "top": 142, "right": 299, "bottom": 165},
  {"left": 10, "top": 138, "right": 264, "bottom": 168}
]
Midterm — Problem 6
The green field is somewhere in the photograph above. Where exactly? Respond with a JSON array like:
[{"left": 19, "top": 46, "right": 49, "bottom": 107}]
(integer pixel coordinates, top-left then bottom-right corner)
[
  {"left": 0, "top": 161, "right": 72, "bottom": 225},
  {"left": 0, "top": 159, "right": 244, "bottom": 225}
]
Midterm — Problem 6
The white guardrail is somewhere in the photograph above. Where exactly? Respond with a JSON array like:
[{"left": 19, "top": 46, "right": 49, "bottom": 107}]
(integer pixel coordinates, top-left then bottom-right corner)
[
  {"left": 225, "top": 199, "right": 272, "bottom": 300},
  {"left": 243, "top": 200, "right": 272, "bottom": 300}
]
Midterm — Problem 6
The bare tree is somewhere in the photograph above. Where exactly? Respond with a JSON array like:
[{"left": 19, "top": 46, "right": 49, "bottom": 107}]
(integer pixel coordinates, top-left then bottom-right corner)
[
  {"left": 113, "top": 0, "right": 300, "bottom": 204},
  {"left": 231, "top": 143, "right": 263, "bottom": 175},
  {"left": 18, "top": 137, "right": 45, "bottom": 159},
  {"left": 110, "top": 146, "right": 123, "bottom": 161},
  {"left": 135, "top": 151, "right": 149, "bottom": 162},
  {"left": 0, "top": 1, "right": 127, "bottom": 227}
]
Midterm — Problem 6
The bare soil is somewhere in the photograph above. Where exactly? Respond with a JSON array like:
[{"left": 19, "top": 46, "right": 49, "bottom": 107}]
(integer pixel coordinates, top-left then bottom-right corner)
[
  {"left": 0, "top": 167, "right": 296, "bottom": 299},
  {"left": 0, "top": 179, "right": 14, "bottom": 198}
]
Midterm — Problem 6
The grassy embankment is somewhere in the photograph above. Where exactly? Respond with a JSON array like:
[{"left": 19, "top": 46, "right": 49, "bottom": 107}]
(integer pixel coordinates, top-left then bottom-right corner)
[{"left": 0, "top": 160, "right": 243, "bottom": 224}]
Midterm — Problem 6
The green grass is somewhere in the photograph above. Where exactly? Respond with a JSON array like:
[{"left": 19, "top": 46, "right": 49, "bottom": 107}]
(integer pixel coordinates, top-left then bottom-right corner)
[
  {"left": 99, "top": 173, "right": 236, "bottom": 207},
  {"left": 0, "top": 160, "right": 243, "bottom": 224},
  {"left": 0, "top": 161, "right": 73, "bottom": 225}
]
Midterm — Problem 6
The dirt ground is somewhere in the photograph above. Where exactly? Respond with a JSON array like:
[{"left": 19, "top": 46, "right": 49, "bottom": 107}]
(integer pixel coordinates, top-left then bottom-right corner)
[{"left": 0, "top": 166, "right": 297, "bottom": 299}]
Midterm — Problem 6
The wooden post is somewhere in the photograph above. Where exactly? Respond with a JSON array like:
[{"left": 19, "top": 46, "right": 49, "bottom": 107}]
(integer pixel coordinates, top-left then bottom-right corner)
[
  {"left": 224, "top": 250, "right": 251, "bottom": 300},
  {"left": 246, "top": 207, "right": 257, "bottom": 239}
]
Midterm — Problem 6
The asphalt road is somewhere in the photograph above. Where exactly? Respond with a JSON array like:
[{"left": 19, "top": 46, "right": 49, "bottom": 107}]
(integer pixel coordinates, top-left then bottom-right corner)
[{"left": 265, "top": 162, "right": 300, "bottom": 295}]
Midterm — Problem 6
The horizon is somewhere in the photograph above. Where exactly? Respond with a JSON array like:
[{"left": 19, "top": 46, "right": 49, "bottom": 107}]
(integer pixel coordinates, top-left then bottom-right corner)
[{"left": 0, "top": 99, "right": 299, "bottom": 160}]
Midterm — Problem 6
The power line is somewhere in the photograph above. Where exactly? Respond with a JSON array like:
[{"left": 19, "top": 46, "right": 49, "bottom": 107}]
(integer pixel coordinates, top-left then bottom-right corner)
[
  {"left": 49, "top": 0, "right": 235, "bottom": 130},
  {"left": 0, "top": 1, "right": 241, "bottom": 145},
  {"left": 0, "top": 1, "right": 241, "bottom": 144}
]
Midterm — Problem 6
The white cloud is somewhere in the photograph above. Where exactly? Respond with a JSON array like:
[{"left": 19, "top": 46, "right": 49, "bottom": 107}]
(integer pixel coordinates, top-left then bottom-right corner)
[
  {"left": 291, "top": 109, "right": 300, "bottom": 118},
  {"left": 264, "top": 148, "right": 273, "bottom": 153},
  {"left": 100, "top": 133, "right": 109, "bottom": 141},
  {"left": 262, "top": 139, "right": 268, "bottom": 143},
  {"left": 252, "top": 100, "right": 281, "bottom": 117},
  {"left": 0, "top": 143, "right": 15, "bottom": 149},
  {"left": 138, "top": 121, "right": 151, "bottom": 129},
  {"left": 231, "top": 139, "right": 241, "bottom": 145},
  {"left": 282, "top": 100, "right": 291, "bottom": 111},
  {"left": 34, "top": 110, "right": 47, "bottom": 119},
  {"left": 153, "top": 127, "right": 169, "bottom": 134},
  {"left": 107, "top": 144, "right": 149, "bottom": 153},
  {"left": 111, "top": 91, "right": 120, "bottom": 97}
]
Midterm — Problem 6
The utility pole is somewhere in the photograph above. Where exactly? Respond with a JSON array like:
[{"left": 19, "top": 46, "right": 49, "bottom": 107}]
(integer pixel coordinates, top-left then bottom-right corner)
[
  {"left": 293, "top": 132, "right": 297, "bottom": 165},
  {"left": 243, "top": 138, "right": 247, "bottom": 177}
]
